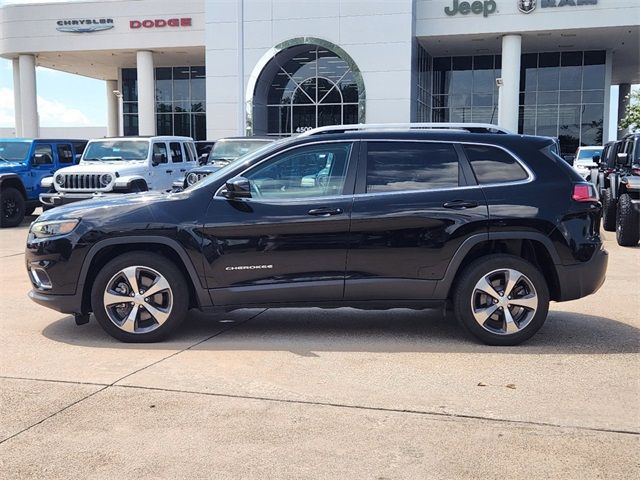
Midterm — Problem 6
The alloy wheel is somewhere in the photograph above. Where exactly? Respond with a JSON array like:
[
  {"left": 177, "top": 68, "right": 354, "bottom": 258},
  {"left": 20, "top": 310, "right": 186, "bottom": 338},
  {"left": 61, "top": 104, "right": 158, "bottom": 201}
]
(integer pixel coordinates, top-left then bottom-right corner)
[
  {"left": 470, "top": 268, "right": 538, "bottom": 336},
  {"left": 103, "top": 266, "right": 173, "bottom": 334}
]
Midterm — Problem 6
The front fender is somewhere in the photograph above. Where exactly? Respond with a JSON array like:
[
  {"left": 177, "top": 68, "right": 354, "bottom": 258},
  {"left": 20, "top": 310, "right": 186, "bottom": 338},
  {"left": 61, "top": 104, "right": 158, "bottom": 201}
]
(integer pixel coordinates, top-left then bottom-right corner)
[{"left": 114, "top": 175, "right": 146, "bottom": 190}]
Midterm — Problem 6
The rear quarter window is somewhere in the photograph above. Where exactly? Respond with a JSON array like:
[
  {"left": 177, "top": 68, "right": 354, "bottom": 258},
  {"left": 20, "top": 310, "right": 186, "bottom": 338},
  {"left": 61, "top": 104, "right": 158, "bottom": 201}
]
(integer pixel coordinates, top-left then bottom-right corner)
[{"left": 464, "top": 145, "right": 529, "bottom": 184}]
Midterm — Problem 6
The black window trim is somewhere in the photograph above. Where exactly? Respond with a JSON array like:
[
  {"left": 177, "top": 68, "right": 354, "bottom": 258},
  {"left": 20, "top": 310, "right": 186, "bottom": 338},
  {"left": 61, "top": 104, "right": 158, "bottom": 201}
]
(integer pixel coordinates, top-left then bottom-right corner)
[{"left": 354, "top": 139, "right": 533, "bottom": 196}]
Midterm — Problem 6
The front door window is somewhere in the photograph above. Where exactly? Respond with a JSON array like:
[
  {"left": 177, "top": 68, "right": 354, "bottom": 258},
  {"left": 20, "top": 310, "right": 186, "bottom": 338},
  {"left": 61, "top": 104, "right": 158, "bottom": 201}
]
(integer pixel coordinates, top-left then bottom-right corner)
[{"left": 244, "top": 143, "right": 352, "bottom": 199}]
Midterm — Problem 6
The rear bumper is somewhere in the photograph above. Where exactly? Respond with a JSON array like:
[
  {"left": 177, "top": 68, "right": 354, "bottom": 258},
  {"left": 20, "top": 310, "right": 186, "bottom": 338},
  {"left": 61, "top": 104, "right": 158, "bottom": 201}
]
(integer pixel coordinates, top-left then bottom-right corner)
[{"left": 555, "top": 246, "right": 608, "bottom": 302}]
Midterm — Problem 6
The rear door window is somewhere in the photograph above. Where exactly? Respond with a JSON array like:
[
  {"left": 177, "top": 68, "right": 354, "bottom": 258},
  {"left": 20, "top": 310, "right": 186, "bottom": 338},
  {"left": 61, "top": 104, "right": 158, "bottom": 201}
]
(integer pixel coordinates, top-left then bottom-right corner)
[
  {"left": 463, "top": 145, "right": 529, "bottom": 184},
  {"left": 57, "top": 144, "right": 74, "bottom": 164},
  {"left": 365, "top": 142, "right": 460, "bottom": 193},
  {"left": 169, "top": 142, "right": 184, "bottom": 163}
]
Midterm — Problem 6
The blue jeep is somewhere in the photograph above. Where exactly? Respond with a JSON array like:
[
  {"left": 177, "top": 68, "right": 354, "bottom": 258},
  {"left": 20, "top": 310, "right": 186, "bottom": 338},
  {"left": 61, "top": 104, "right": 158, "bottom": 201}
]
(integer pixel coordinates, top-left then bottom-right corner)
[{"left": 0, "top": 139, "right": 87, "bottom": 227}]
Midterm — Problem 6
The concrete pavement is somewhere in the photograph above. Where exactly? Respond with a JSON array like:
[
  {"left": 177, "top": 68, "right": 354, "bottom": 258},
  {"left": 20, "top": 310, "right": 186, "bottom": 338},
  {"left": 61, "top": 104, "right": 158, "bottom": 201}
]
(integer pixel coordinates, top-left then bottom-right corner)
[{"left": 1, "top": 211, "right": 638, "bottom": 478}]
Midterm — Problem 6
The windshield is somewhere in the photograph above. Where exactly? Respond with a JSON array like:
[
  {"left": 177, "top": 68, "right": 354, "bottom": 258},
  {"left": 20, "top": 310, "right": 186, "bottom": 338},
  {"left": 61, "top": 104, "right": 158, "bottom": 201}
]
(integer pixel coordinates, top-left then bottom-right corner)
[
  {"left": 83, "top": 140, "right": 149, "bottom": 161},
  {"left": 189, "top": 138, "right": 290, "bottom": 191},
  {"left": 0, "top": 142, "right": 30, "bottom": 162},
  {"left": 576, "top": 148, "right": 602, "bottom": 161},
  {"left": 209, "top": 140, "right": 272, "bottom": 162}
]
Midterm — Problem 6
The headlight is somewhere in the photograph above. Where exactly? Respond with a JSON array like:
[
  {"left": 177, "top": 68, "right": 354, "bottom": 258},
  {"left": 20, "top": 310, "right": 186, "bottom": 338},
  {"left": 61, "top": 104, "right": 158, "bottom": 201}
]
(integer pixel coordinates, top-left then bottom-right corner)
[
  {"left": 55, "top": 175, "right": 65, "bottom": 186},
  {"left": 30, "top": 219, "right": 80, "bottom": 238},
  {"left": 100, "top": 173, "right": 113, "bottom": 187},
  {"left": 186, "top": 172, "right": 199, "bottom": 185}
]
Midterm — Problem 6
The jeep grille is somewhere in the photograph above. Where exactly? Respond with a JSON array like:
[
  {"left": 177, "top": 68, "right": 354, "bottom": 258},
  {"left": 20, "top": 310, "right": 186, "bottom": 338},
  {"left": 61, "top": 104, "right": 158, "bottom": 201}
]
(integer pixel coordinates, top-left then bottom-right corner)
[{"left": 57, "top": 173, "right": 110, "bottom": 192}]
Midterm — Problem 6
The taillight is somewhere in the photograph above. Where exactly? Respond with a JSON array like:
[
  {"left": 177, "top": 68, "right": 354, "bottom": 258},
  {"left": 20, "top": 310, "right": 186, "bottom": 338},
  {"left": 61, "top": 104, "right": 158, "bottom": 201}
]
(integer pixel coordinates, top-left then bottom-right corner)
[{"left": 572, "top": 183, "right": 598, "bottom": 202}]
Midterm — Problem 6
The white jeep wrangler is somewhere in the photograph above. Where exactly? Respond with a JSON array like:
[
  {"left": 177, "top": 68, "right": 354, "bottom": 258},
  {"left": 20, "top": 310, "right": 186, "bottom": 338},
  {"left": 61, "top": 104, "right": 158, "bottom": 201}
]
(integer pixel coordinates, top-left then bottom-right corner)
[{"left": 40, "top": 136, "right": 197, "bottom": 207}]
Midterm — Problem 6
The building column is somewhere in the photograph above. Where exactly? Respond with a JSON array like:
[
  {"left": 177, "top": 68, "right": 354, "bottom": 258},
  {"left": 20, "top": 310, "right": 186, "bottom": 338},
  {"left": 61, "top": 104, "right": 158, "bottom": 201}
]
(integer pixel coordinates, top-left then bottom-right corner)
[
  {"left": 136, "top": 50, "right": 155, "bottom": 136},
  {"left": 617, "top": 83, "right": 631, "bottom": 139},
  {"left": 106, "top": 80, "right": 119, "bottom": 137},
  {"left": 12, "top": 59, "right": 22, "bottom": 137},
  {"left": 18, "top": 54, "right": 39, "bottom": 138},
  {"left": 498, "top": 34, "right": 521, "bottom": 132}
]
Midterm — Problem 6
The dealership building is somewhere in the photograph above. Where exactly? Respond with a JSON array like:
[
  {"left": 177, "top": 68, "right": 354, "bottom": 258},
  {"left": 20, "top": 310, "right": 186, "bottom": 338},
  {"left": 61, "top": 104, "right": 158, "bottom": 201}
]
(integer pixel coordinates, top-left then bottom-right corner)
[{"left": 1, "top": 0, "right": 638, "bottom": 153}]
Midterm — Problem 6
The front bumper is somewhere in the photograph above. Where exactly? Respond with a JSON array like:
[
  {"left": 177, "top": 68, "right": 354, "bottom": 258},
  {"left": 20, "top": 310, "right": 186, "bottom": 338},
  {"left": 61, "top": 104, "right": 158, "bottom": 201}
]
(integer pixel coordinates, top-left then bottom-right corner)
[
  {"left": 40, "top": 191, "right": 111, "bottom": 207},
  {"left": 555, "top": 246, "right": 608, "bottom": 302},
  {"left": 28, "top": 289, "right": 84, "bottom": 315}
]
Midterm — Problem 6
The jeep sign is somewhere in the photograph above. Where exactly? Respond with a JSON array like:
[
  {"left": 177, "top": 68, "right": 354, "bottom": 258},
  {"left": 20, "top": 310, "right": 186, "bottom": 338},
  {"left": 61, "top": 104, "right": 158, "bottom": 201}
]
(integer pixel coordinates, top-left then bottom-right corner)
[{"left": 445, "top": 0, "right": 498, "bottom": 17}]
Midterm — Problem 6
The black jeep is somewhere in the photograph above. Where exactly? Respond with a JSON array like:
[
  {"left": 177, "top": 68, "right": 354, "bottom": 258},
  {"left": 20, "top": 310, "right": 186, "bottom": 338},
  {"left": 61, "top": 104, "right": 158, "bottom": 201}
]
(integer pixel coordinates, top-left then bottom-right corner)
[
  {"left": 25, "top": 123, "right": 607, "bottom": 345},
  {"left": 598, "top": 133, "right": 640, "bottom": 246}
]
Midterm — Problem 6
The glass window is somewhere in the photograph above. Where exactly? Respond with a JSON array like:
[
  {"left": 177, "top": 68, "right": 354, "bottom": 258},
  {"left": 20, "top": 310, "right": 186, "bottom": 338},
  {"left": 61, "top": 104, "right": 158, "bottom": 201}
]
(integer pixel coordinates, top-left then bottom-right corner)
[
  {"left": 190, "top": 66, "right": 205, "bottom": 101},
  {"left": 184, "top": 142, "right": 195, "bottom": 162},
  {"left": 538, "top": 53, "right": 560, "bottom": 91},
  {"left": 85, "top": 140, "right": 149, "bottom": 161},
  {"left": 264, "top": 45, "right": 361, "bottom": 135},
  {"left": 464, "top": 145, "right": 528, "bottom": 184},
  {"left": 192, "top": 114, "right": 206, "bottom": 141},
  {"left": 123, "top": 114, "right": 138, "bottom": 136},
  {"left": 152, "top": 143, "right": 168, "bottom": 164},
  {"left": 157, "top": 114, "right": 173, "bottom": 136},
  {"left": 245, "top": 143, "right": 352, "bottom": 199},
  {"left": 33, "top": 144, "right": 53, "bottom": 165},
  {"left": 169, "top": 142, "right": 183, "bottom": 163},
  {"left": 57, "top": 144, "right": 73, "bottom": 164},
  {"left": 174, "top": 113, "right": 191, "bottom": 137},
  {"left": 155, "top": 67, "right": 172, "bottom": 103},
  {"left": 122, "top": 68, "right": 137, "bottom": 102},
  {"left": 366, "top": 142, "right": 459, "bottom": 193},
  {"left": 0, "top": 142, "right": 30, "bottom": 162},
  {"left": 580, "top": 104, "right": 604, "bottom": 146}
]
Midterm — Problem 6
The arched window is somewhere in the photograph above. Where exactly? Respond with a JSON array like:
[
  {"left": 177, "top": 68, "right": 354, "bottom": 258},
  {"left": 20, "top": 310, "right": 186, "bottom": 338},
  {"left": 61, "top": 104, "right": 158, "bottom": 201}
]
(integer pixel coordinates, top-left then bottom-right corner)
[{"left": 249, "top": 41, "right": 364, "bottom": 136}]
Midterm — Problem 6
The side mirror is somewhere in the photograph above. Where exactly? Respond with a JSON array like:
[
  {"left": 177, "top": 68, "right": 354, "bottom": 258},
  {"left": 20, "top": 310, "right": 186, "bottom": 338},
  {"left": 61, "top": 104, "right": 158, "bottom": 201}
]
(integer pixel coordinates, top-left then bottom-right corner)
[
  {"left": 223, "top": 176, "right": 252, "bottom": 199},
  {"left": 616, "top": 152, "right": 628, "bottom": 166},
  {"left": 32, "top": 153, "right": 52, "bottom": 165},
  {"left": 152, "top": 153, "right": 166, "bottom": 166},
  {"left": 592, "top": 154, "right": 601, "bottom": 163}
]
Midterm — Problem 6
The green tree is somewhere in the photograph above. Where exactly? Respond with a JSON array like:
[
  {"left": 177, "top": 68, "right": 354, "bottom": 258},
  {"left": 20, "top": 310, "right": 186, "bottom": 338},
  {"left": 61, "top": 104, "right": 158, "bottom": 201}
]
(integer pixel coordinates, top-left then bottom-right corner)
[{"left": 619, "top": 90, "right": 640, "bottom": 132}]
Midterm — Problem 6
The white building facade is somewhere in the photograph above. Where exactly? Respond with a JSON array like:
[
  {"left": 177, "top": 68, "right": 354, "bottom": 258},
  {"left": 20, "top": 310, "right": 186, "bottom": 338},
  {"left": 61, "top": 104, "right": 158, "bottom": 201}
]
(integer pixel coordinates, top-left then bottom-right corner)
[{"left": 1, "top": 0, "right": 638, "bottom": 153}]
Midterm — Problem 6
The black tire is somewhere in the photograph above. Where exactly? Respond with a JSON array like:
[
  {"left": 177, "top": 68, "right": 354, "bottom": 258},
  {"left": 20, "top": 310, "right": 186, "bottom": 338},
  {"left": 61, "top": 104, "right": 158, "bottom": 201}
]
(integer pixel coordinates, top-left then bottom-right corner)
[
  {"left": 601, "top": 188, "right": 617, "bottom": 232},
  {"left": 91, "top": 252, "right": 189, "bottom": 342},
  {"left": 616, "top": 194, "right": 640, "bottom": 247},
  {"left": 452, "top": 254, "right": 550, "bottom": 346},
  {"left": 130, "top": 181, "right": 148, "bottom": 193},
  {"left": 0, "top": 187, "right": 26, "bottom": 228}
]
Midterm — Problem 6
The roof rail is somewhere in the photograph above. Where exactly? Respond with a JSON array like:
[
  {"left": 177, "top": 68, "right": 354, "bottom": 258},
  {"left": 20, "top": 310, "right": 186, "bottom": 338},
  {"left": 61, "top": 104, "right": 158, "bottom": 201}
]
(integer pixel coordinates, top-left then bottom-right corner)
[{"left": 298, "top": 122, "right": 513, "bottom": 137}]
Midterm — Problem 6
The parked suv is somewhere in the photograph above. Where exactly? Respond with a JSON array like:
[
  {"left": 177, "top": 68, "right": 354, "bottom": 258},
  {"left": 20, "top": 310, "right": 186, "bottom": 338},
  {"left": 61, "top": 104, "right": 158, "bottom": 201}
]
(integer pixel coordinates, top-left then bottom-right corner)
[
  {"left": 175, "top": 136, "right": 275, "bottom": 189},
  {"left": 26, "top": 123, "right": 607, "bottom": 346},
  {"left": 599, "top": 133, "right": 640, "bottom": 246},
  {"left": 0, "top": 138, "right": 86, "bottom": 227},
  {"left": 40, "top": 136, "right": 197, "bottom": 207}
]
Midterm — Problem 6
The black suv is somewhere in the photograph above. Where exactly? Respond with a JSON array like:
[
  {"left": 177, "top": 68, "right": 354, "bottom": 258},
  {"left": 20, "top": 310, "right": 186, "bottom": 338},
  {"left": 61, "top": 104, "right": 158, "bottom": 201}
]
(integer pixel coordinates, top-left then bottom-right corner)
[{"left": 26, "top": 124, "right": 607, "bottom": 345}]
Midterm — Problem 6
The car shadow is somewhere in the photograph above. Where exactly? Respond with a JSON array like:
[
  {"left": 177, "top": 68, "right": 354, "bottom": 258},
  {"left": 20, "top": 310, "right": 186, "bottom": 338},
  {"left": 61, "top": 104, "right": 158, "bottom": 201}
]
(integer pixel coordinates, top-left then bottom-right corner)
[{"left": 41, "top": 307, "right": 639, "bottom": 355}]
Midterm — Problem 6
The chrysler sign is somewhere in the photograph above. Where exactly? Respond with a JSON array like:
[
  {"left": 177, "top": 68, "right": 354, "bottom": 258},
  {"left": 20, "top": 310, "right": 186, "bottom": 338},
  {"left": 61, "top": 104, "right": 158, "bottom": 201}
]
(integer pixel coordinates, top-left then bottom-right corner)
[{"left": 56, "top": 18, "right": 114, "bottom": 33}]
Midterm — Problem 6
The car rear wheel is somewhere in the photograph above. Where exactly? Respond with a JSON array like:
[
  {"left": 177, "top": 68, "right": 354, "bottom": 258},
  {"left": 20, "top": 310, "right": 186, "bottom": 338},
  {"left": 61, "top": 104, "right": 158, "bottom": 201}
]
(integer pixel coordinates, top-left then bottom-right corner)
[
  {"left": 616, "top": 194, "right": 640, "bottom": 247},
  {"left": 0, "top": 187, "right": 26, "bottom": 228},
  {"left": 601, "top": 188, "right": 617, "bottom": 231},
  {"left": 452, "top": 255, "right": 550, "bottom": 346},
  {"left": 91, "top": 252, "right": 188, "bottom": 342}
]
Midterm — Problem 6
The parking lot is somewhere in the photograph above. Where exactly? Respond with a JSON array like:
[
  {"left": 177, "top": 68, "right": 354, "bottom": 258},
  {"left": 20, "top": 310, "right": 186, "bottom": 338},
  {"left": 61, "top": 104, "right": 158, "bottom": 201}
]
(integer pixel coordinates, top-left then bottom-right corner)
[{"left": 0, "top": 211, "right": 638, "bottom": 479}]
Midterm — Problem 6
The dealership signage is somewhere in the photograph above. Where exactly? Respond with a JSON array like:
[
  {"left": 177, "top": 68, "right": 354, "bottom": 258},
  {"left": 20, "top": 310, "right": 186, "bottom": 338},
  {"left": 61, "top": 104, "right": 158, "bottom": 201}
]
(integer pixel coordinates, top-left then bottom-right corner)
[
  {"left": 541, "top": 0, "right": 597, "bottom": 7},
  {"left": 517, "top": 0, "right": 597, "bottom": 13},
  {"left": 129, "top": 18, "right": 192, "bottom": 29},
  {"left": 56, "top": 18, "right": 114, "bottom": 33},
  {"left": 444, "top": 0, "right": 497, "bottom": 17}
]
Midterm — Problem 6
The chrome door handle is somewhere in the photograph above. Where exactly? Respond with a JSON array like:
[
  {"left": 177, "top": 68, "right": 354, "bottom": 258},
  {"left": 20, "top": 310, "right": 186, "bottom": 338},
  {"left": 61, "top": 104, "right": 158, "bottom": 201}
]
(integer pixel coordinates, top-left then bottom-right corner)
[
  {"left": 308, "top": 207, "right": 343, "bottom": 217},
  {"left": 443, "top": 200, "right": 479, "bottom": 209}
]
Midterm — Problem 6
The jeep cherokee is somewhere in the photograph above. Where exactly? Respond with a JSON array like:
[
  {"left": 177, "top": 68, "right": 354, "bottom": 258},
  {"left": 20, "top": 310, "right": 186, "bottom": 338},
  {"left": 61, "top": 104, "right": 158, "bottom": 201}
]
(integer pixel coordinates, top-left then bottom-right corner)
[{"left": 25, "top": 123, "right": 608, "bottom": 345}]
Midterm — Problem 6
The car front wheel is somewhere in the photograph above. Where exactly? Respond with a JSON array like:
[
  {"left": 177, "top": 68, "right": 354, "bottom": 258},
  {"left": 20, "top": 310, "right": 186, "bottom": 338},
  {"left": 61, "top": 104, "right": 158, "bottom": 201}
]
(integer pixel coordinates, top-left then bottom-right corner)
[
  {"left": 453, "top": 255, "right": 550, "bottom": 346},
  {"left": 91, "top": 252, "right": 188, "bottom": 342},
  {"left": 0, "top": 187, "right": 26, "bottom": 228}
]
